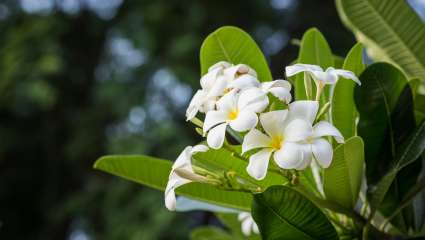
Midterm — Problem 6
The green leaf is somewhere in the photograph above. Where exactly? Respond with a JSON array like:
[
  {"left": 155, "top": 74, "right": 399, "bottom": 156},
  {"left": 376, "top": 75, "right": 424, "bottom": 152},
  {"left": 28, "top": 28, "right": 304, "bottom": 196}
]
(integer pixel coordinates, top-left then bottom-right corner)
[
  {"left": 332, "top": 43, "right": 365, "bottom": 139},
  {"left": 94, "top": 155, "right": 252, "bottom": 210},
  {"left": 323, "top": 136, "right": 364, "bottom": 209},
  {"left": 200, "top": 26, "right": 272, "bottom": 82},
  {"left": 336, "top": 0, "right": 425, "bottom": 81},
  {"left": 355, "top": 62, "right": 413, "bottom": 183},
  {"left": 369, "top": 120, "right": 425, "bottom": 220},
  {"left": 194, "top": 146, "right": 286, "bottom": 189},
  {"left": 251, "top": 186, "right": 338, "bottom": 240},
  {"left": 294, "top": 28, "right": 334, "bottom": 100},
  {"left": 190, "top": 227, "right": 233, "bottom": 240}
]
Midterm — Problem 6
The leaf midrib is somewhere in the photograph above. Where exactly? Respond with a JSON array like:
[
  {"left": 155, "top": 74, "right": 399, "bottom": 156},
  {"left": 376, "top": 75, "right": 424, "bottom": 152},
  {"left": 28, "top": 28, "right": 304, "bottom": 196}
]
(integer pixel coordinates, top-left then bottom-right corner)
[
  {"left": 212, "top": 32, "right": 231, "bottom": 62},
  {"left": 257, "top": 195, "right": 317, "bottom": 240},
  {"left": 348, "top": 0, "right": 425, "bottom": 73}
]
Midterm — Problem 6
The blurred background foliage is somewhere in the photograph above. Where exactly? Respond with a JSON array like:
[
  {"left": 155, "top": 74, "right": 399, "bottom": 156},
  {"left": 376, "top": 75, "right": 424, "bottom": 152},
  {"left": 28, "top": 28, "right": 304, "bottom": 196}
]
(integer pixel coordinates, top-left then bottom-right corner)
[{"left": 0, "top": 0, "right": 420, "bottom": 239}]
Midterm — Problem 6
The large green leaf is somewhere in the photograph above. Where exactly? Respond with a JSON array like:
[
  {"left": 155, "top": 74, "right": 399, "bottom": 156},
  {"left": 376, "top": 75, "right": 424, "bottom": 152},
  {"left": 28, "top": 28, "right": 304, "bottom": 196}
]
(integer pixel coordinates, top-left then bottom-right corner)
[
  {"left": 94, "top": 155, "right": 252, "bottom": 210},
  {"left": 336, "top": 0, "right": 425, "bottom": 81},
  {"left": 323, "top": 136, "right": 364, "bottom": 209},
  {"left": 355, "top": 62, "right": 421, "bottom": 230},
  {"left": 332, "top": 43, "right": 365, "bottom": 139},
  {"left": 355, "top": 62, "right": 412, "bottom": 183},
  {"left": 200, "top": 26, "right": 272, "bottom": 82},
  {"left": 251, "top": 186, "right": 338, "bottom": 240},
  {"left": 294, "top": 28, "right": 334, "bottom": 100},
  {"left": 369, "top": 120, "right": 425, "bottom": 220}
]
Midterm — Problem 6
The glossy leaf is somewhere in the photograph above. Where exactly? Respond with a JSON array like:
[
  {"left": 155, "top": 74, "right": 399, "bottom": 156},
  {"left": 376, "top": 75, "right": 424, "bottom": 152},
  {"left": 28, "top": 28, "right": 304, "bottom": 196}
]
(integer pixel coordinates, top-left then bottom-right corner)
[
  {"left": 251, "top": 186, "right": 338, "bottom": 240},
  {"left": 323, "top": 136, "right": 364, "bottom": 209},
  {"left": 200, "top": 26, "right": 272, "bottom": 82},
  {"left": 294, "top": 28, "right": 334, "bottom": 100},
  {"left": 369, "top": 120, "right": 425, "bottom": 221},
  {"left": 332, "top": 43, "right": 365, "bottom": 139},
  {"left": 355, "top": 63, "right": 412, "bottom": 183},
  {"left": 94, "top": 155, "right": 252, "bottom": 210},
  {"left": 336, "top": 0, "right": 425, "bottom": 81}
]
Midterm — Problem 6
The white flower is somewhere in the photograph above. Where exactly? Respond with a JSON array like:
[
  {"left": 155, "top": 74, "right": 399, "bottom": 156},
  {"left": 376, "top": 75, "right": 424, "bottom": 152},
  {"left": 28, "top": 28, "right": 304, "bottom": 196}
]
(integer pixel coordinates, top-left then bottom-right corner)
[
  {"left": 165, "top": 144, "right": 209, "bottom": 211},
  {"left": 260, "top": 79, "right": 292, "bottom": 103},
  {"left": 238, "top": 212, "right": 259, "bottom": 236},
  {"left": 203, "top": 88, "right": 268, "bottom": 149},
  {"left": 186, "top": 62, "right": 230, "bottom": 120},
  {"left": 285, "top": 63, "right": 361, "bottom": 86},
  {"left": 242, "top": 101, "right": 319, "bottom": 180},
  {"left": 298, "top": 121, "right": 344, "bottom": 168}
]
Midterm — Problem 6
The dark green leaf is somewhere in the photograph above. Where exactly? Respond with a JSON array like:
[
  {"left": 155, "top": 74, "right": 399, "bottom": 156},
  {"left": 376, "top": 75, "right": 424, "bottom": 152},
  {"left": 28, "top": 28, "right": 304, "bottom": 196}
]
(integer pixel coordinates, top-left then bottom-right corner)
[{"left": 252, "top": 186, "right": 338, "bottom": 240}]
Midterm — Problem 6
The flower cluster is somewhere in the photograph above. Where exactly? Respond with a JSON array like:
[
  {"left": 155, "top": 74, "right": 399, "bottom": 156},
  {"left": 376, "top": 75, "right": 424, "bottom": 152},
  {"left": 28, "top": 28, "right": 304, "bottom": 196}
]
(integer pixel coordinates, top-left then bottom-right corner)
[{"left": 165, "top": 62, "right": 360, "bottom": 220}]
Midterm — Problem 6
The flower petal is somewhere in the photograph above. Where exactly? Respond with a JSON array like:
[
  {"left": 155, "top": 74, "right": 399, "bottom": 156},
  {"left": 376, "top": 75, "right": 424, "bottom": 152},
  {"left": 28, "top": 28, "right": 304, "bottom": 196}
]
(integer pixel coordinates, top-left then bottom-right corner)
[
  {"left": 312, "top": 138, "right": 333, "bottom": 168},
  {"left": 288, "top": 100, "right": 319, "bottom": 124},
  {"left": 311, "top": 70, "right": 337, "bottom": 85},
  {"left": 207, "top": 75, "right": 227, "bottom": 98},
  {"left": 216, "top": 90, "right": 238, "bottom": 112},
  {"left": 273, "top": 142, "right": 304, "bottom": 169},
  {"left": 203, "top": 110, "right": 227, "bottom": 132},
  {"left": 190, "top": 144, "right": 209, "bottom": 154},
  {"left": 313, "top": 121, "right": 344, "bottom": 143},
  {"left": 327, "top": 68, "right": 361, "bottom": 85},
  {"left": 242, "top": 128, "right": 271, "bottom": 153},
  {"left": 228, "top": 74, "right": 260, "bottom": 90},
  {"left": 285, "top": 64, "right": 323, "bottom": 77},
  {"left": 229, "top": 110, "right": 258, "bottom": 132},
  {"left": 186, "top": 90, "right": 207, "bottom": 121},
  {"left": 207, "top": 123, "right": 227, "bottom": 149},
  {"left": 261, "top": 79, "right": 291, "bottom": 91},
  {"left": 268, "top": 87, "right": 292, "bottom": 103},
  {"left": 246, "top": 148, "right": 273, "bottom": 180},
  {"left": 200, "top": 67, "right": 221, "bottom": 89},
  {"left": 173, "top": 146, "right": 193, "bottom": 169},
  {"left": 238, "top": 87, "right": 268, "bottom": 112},
  {"left": 259, "top": 110, "right": 288, "bottom": 137},
  {"left": 295, "top": 144, "right": 313, "bottom": 170},
  {"left": 165, "top": 174, "right": 191, "bottom": 211},
  {"left": 284, "top": 119, "right": 313, "bottom": 142},
  {"left": 224, "top": 64, "right": 257, "bottom": 80},
  {"left": 208, "top": 61, "right": 231, "bottom": 72},
  {"left": 241, "top": 216, "right": 253, "bottom": 236}
]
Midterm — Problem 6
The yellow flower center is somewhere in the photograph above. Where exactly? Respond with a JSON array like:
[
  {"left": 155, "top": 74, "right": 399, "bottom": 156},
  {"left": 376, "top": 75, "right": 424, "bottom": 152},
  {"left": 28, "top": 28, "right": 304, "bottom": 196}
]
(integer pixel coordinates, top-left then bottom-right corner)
[
  {"left": 269, "top": 135, "right": 284, "bottom": 150},
  {"left": 228, "top": 109, "right": 239, "bottom": 120}
]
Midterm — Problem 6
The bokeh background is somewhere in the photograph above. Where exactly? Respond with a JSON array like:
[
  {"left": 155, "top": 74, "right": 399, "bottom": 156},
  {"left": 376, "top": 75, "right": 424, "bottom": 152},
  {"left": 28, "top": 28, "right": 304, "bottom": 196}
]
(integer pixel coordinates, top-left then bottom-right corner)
[{"left": 0, "top": 0, "right": 423, "bottom": 239}]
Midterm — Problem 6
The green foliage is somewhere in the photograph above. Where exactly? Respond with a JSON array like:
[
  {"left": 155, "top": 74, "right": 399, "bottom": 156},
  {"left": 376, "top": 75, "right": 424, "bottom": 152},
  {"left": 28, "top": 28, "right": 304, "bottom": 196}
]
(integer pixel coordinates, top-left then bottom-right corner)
[
  {"left": 200, "top": 26, "right": 272, "bottom": 82},
  {"left": 251, "top": 186, "right": 338, "bottom": 240},
  {"left": 355, "top": 63, "right": 414, "bottom": 183},
  {"left": 294, "top": 28, "right": 334, "bottom": 100},
  {"left": 332, "top": 43, "right": 365, "bottom": 139},
  {"left": 336, "top": 0, "right": 425, "bottom": 81},
  {"left": 323, "top": 136, "right": 364, "bottom": 209},
  {"left": 94, "top": 155, "right": 252, "bottom": 210},
  {"left": 190, "top": 227, "right": 233, "bottom": 240}
]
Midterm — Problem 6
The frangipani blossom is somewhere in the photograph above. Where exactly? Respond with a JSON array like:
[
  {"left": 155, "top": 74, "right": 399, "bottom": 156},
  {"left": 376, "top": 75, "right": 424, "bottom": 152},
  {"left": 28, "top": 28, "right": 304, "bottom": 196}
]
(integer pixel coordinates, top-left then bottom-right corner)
[
  {"left": 242, "top": 101, "right": 319, "bottom": 180},
  {"left": 238, "top": 212, "right": 259, "bottom": 236},
  {"left": 186, "top": 62, "right": 260, "bottom": 120},
  {"left": 204, "top": 88, "right": 268, "bottom": 149},
  {"left": 285, "top": 63, "right": 361, "bottom": 87},
  {"left": 299, "top": 121, "right": 344, "bottom": 168},
  {"left": 165, "top": 145, "right": 209, "bottom": 211}
]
